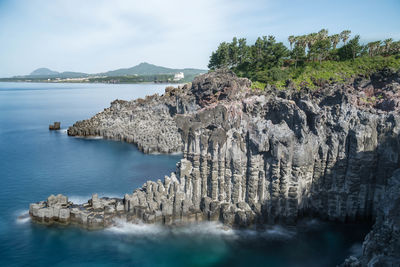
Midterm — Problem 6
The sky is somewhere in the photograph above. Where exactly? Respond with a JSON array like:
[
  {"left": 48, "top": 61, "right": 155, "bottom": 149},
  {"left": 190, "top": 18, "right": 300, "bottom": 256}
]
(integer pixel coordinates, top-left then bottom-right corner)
[{"left": 0, "top": 0, "right": 399, "bottom": 77}]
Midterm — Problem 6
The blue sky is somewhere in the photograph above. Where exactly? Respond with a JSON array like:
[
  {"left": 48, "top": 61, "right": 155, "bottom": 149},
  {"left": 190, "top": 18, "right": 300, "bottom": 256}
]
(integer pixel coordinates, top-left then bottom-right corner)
[{"left": 0, "top": 0, "right": 399, "bottom": 77}]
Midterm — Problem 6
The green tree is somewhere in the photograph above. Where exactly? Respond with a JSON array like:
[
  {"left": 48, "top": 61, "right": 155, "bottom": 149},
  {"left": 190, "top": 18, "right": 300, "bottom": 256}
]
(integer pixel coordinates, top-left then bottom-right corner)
[
  {"left": 237, "top": 38, "right": 250, "bottom": 68},
  {"left": 391, "top": 41, "right": 400, "bottom": 55},
  {"left": 318, "top": 29, "right": 329, "bottom": 40},
  {"left": 208, "top": 51, "right": 219, "bottom": 69},
  {"left": 384, "top": 38, "right": 393, "bottom": 55},
  {"left": 251, "top": 37, "right": 266, "bottom": 70},
  {"left": 309, "top": 39, "right": 331, "bottom": 62},
  {"left": 340, "top": 30, "right": 351, "bottom": 44},
  {"left": 367, "top": 42, "right": 375, "bottom": 57},
  {"left": 288, "top": 35, "right": 296, "bottom": 50},
  {"left": 306, "top": 33, "right": 318, "bottom": 51},
  {"left": 229, "top": 37, "right": 239, "bottom": 67},
  {"left": 207, "top": 42, "right": 230, "bottom": 69},
  {"left": 367, "top": 41, "right": 381, "bottom": 57},
  {"left": 330, "top": 34, "right": 341, "bottom": 49},
  {"left": 296, "top": 35, "right": 307, "bottom": 55},
  {"left": 291, "top": 43, "right": 306, "bottom": 68},
  {"left": 338, "top": 35, "right": 362, "bottom": 60},
  {"left": 262, "top": 36, "right": 287, "bottom": 67}
]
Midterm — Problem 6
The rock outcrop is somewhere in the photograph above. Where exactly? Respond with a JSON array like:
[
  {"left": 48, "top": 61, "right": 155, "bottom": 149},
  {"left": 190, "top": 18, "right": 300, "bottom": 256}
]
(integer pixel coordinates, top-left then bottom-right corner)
[
  {"left": 31, "top": 69, "right": 400, "bottom": 264},
  {"left": 49, "top": 121, "right": 60, "bottom": 130},
  {"left": 67, "top": 95, "right": 187, "bottom": 153},
  {"left": 30, "top": 193, "right": 125, "bottom": 229}
]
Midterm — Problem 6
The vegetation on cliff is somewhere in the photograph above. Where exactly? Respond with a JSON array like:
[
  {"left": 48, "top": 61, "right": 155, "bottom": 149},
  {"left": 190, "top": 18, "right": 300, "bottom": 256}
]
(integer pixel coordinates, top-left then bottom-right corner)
[{"left": 208, "top": 30, "right": 400, "bottom": 89}]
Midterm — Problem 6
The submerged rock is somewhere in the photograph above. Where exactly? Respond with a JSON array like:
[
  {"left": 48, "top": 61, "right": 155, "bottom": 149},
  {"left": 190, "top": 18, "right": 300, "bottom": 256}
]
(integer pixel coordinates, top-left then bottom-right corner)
[{"left": 31, "top": 69, "right": 400, "bottom": 264}]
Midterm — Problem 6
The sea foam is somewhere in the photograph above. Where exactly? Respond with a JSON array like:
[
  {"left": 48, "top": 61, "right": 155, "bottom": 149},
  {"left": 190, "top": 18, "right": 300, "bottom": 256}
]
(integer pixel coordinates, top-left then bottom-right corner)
[
  {"left": 15, "top": 210, "right": 31, "bottom": 224},
  {"left": 69, "top": 193, "right": 122, "bottom": 204},
  {"left": 107, "top": 220, "right": 236, "bottom": 239},
  {"left": 106, "top": 219, "right": 296, "bottom": 241}
]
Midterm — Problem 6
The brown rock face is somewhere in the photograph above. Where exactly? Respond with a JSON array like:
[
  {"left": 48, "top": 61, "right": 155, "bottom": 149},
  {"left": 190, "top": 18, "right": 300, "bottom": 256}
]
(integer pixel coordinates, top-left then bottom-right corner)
[
  {"left": 191, "top": 69, "right": 251, "bottom": 107},
  {"left": 32, "top": 69, "right": 400, "bottom": 265}
]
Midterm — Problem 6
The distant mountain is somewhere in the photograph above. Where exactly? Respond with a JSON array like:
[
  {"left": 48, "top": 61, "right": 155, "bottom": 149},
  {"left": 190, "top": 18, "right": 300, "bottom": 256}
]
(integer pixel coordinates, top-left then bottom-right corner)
[
  {"left": 100, "top": 62, "right": 207, "bottom": 77},
  {"left": 21, "top": 68, "right": 89, "bottom": 79},
  {"left": 30, "top": 68, "right": 59, "bottom": 76},
  {"left": 13, "top": 63, "right": 207, "bottom": 81}
]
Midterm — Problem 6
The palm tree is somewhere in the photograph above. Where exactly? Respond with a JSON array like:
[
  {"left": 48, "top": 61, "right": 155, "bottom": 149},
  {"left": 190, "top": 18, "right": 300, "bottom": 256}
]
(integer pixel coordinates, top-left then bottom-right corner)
[
  {"left": 367, "top": 42, "right": 375, "bottom": 57},
  {"left": 306, "top": 33, "right": 318, "bottom": 49},
  {"left": 288, "top": 35, "right": 296, "bottom": 50},
  {"left": 330, "top": 34, "right": 340, "bottom": 49},
  {"left": 297, "top": 35, "right": 307, "bottom": 51},
  {"left": 384, "top": 38, "right": 393, "bottom": 54},
  {"left": 293, "top": 35, "right": 307, "bottom": 61},
  {"left": 374, "top": 41, "right": 382, "bottom": 55},
  {"left": 369, "top": 41, "right": 382, "bottom": 56},
  {"left": 393, "top": 41, "right": 400, "bottom": 54},
  {"left": 318, "top": 29, "right": 329, "bottom": 40},
  {"left": 306, "top": 34, "right": 312, "bottom": 50},
  {"left": 340, "top": 30, "right": 351, "bottom": 44}
]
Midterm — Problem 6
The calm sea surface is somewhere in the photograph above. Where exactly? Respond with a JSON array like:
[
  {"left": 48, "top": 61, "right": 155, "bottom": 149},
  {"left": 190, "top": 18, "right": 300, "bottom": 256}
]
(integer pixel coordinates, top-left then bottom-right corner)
[{"left": 0, "top": 82, "right": 369, "bottom": 266}]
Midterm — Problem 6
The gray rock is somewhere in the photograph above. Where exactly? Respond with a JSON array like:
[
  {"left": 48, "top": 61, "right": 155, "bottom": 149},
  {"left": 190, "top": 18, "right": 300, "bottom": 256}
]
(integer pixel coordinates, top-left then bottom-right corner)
[
  {"left": 90, "top": 193, "right": 102, "bottom": 210},
  {"left": 32, "top": 70, "right": 400, "bottom": 264}
]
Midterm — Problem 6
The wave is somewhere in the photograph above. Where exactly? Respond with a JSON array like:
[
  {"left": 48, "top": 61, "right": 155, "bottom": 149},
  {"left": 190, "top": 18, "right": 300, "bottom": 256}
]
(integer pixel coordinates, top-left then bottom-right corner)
[
  {"left": 148, "top": 152, "right": 183, "bottom": 156},
  {"left": 261, "top": 225, "right": 296, "bottom": 239},
  {"left": 170, "top": 222, "right": 236, "bottom": 238},
  {"left": 106, "top": 219, "right": 295, "bottom": 241},
  {"left": 106, "top": 219, "right": 166, "bottom": 237},
  {"left": 15, "top": 210, "right": 31, "bottom": 224},
  {"left": 73, "top": 136, "right": 104, "bottom": 140},
  {"left": 69, "top": 193, "right": 122, "bottom": 204},
  {"left": 107, "top": 220, "right": 236, "bottom": 239},
  {"left": 170, "top": 152, "right": 183, "bottom": 156}
]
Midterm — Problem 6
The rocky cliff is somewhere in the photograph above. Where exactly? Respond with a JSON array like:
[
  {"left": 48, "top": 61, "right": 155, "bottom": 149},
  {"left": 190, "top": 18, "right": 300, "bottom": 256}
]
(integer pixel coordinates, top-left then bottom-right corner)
[{"left": 31, "top": 69, "right": 400, "bottom": 265}]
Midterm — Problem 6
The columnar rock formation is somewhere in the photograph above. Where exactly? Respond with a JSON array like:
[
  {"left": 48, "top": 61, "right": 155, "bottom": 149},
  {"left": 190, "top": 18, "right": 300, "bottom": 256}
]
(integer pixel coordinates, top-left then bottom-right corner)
[
  {"left": 30, "top": 193, "right": 125, "bottom": 229},
  {"left": 31, "top": 69, "right": 400, "bottom": 265},
  {"left": 67, "top": 95, "right": 186, "bottom": 153}
]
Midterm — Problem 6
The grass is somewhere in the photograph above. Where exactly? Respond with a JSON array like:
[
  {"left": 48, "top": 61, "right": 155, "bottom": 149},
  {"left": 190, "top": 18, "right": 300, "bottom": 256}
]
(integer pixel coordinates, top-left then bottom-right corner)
[
  {"left": 249, "top": 55, "right": 400, "bottom": 90},
  {"left": 251, "top": 81, "right": 267, "bottom": 90}
]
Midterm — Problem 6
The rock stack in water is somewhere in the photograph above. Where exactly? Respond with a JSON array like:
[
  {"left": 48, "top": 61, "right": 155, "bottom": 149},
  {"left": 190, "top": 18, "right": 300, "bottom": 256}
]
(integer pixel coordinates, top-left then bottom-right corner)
[
  {"left": 30, "top": 193, "right": 125, "bottom": 229},
  {"left": 49, "top": 122, "right": 60, "bottom": 130},
  {"left": 30, "top": 69, "right": 400, "bottom": 265}
]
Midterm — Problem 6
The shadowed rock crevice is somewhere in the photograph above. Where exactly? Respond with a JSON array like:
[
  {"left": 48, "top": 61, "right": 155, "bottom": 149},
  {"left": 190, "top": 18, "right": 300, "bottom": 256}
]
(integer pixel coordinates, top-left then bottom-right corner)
[{"left": 31, "top": 69, "right": 400, "bottom": 266}]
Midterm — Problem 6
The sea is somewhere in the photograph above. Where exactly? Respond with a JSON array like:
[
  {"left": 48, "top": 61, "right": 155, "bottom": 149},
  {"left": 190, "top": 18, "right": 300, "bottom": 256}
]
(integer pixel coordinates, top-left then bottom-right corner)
[{"left": 0, "top": 82, "right": 370, "bottom": 267}]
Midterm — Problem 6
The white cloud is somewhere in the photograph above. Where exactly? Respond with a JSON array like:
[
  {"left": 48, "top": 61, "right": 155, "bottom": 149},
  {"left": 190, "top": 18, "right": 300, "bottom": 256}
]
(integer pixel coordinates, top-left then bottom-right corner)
[{"left": 1, "top": 0, "right": 270, "bottom": 76}]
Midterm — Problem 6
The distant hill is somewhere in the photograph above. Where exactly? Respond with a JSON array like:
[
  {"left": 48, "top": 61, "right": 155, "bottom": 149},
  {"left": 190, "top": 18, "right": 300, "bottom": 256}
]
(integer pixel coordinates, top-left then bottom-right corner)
[
  {"left": 30, "top": 68, "right": 59, "bottom": 76},
  {"left": 100, "top": 62, "right": 207, "bottom": 76},
  {"left": 22, "top": 68, "right": 89, "bottom": 79}
]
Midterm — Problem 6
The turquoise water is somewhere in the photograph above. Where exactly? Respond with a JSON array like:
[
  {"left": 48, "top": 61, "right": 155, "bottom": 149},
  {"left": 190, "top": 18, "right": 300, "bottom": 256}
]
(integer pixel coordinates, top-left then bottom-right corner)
[{"left": 0, "top": 82, "right": 369, "bottom": 266}]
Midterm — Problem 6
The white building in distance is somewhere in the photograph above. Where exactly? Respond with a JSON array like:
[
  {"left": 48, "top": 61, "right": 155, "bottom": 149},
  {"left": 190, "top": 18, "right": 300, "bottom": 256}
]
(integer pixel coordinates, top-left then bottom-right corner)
[{"left": 173, "top": 72, "right": 184, "bottom": 81}]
